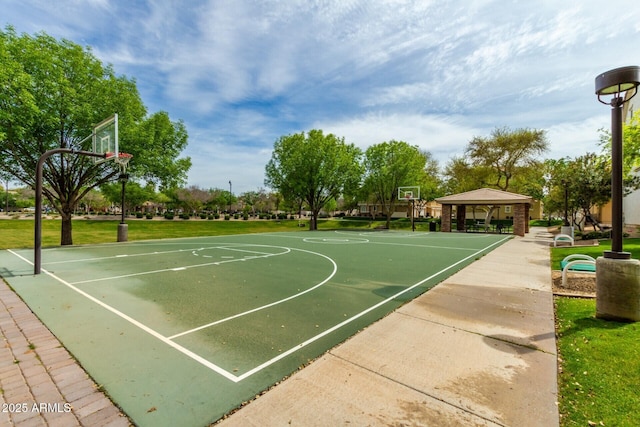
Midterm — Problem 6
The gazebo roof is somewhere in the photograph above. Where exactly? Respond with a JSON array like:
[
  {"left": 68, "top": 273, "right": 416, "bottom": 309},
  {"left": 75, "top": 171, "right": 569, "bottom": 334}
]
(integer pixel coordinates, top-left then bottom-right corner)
[{"left": 435, "top": 188, "right": 532, "bottom": 205}]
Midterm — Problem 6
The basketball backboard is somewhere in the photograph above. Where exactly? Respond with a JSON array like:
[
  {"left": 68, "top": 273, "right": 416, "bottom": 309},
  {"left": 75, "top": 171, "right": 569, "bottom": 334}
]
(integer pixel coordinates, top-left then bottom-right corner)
[
  {"left": 398, "top": 186, "right": 420, "bottom": 201},
  {"left": 92, "top": 114, "right": 118, "bottom": 164}
]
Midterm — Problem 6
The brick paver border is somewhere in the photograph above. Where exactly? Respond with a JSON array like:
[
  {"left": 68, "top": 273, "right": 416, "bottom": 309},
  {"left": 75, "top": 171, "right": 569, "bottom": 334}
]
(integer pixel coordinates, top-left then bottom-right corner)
[{"left": 0, "top": 280, "right": 131, "bottom": 426}]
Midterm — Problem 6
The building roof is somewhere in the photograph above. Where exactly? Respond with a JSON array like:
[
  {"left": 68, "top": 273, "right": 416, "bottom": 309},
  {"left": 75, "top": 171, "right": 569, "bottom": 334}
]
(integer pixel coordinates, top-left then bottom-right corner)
[{"left": 435, "top": 188, "right": 533, "bottom": 205}]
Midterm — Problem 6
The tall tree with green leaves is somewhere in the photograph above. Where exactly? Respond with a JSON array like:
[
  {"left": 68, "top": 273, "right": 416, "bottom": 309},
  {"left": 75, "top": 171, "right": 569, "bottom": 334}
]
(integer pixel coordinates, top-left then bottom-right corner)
[
  {"left": 465, "top": 126, "right": 549, "bottom": 191},
  {"left": 265, "top": 129, "right": 362, "bottom": 230},
  {"left": 545, "top": 154, "right": 612, "bottom": 230},
  {"left": 600, "top": 110, "right": 640, "bottom": 186},
  {"left": 205, "top": 188, "right": 236, "bottom": 213},
  {"left": 361, "top": 140, "right": 432, "bottom": 228},
  {"left": 100, "top": 181, "right": 155, "bottom": 214},
  {"left": 442, "top": 156, "right": 489, "bottom": 194},
  {"left": 0, "top": 27, "right": 191, "bottom": 244}
]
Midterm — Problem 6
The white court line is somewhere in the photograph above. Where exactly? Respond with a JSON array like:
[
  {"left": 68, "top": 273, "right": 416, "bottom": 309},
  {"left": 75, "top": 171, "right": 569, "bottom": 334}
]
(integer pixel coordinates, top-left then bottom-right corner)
[
  {"left": 70, "top": 246, "right": 291, "bottom": 285},
  {"left": 42, "top": 247, "right": 197, "bottom": 265},
  {"left": 7, "top": 249, "right": 239, "bottom": 382},
  {"left": 7, "top": 235, "right": 509, "bottom": 382},
  {"left": 333, "top": 230, "right": 429, "bottom": 238},
  {"left": 367, "top": 241, "right": 480, "bottom": 251},
  {"left": 6, "top": 244, "right": 337, "bottom": 383},
  {"left": 168, "top": 247, "right": 337, "bottom": 339},
  {"left": 234, "top": 234, "right": 512, "bottom": 381},
  {"left": 42, "top": 243, "right": 275, "bottom": 265},
  {"left": 259, "top": 230, "right": 481, "bottom": 251}
]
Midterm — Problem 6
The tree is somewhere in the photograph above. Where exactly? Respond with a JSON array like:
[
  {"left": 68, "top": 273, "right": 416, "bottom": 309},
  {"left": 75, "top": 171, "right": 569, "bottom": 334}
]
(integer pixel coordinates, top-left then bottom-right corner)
[
  {"left": 622, "top": 111, "right": 640, "bottom": 170},
  {"left": 126, "top": 111, "right": 191, "bottom": 191},
  {"left": 599, "top": 111, "right": 640, "bottom": 189},
  {"left": 265, "top": 129, "right": 362, "bottom": 230},
  {"left": 465, "top": 127, "right": 549, "bottom": 191},
  {"left": 205, "top": 188, "right": 236, "bottom": 213},
  {"left": 100, "top": 182, "right": 154, "bottom": 214},
  {"left": 0, "top": 27, "right": 191, "bottom": 245},
  {"left": 361, "top": 141, "right": 431, "bottom": 228},
  {"left": 174, "top": 185, "right": 211, "bottom": 214},
  {"left": 442, "top": 156, "right": 492, "bottom": 194},
  {"left": 240, "top": 190, "right": 262, "bottom": 214},
  {"left": 545, "top": 154, "right": 612, "bottom": 230},
  {"left": 78, "top": 189, "right": 109, "bottom": 213},
  {"left": 542, "top": 158, "right": 573, "bottom": 225}
]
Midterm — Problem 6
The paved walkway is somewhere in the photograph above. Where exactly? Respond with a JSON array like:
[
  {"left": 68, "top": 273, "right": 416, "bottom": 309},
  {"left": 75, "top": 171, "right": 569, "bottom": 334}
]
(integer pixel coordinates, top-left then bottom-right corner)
[
  {"left": 0, "top": 281, "right": 130, "bottom": 426},
  {"left": 219, "top": 227, "right": 559, "bottom": 426},
  {"left": 1, "top": 227, "right": 559, "bottom": 426}
]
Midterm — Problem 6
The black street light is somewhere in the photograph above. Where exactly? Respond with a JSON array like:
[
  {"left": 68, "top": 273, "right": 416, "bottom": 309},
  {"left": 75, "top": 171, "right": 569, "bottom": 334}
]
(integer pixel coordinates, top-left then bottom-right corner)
[
  {"left": 561, "top": 179, "right": 569, "bottom": 227},
  {"left": 595, "top": 66, "right": 640, "bottom": 260}
]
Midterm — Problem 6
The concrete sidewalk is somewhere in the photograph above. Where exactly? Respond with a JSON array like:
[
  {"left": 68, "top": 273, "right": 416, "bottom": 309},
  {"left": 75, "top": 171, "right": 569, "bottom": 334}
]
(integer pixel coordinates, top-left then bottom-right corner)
[{"left": 219, "top": 227, "right": 559, "bottom": 426}]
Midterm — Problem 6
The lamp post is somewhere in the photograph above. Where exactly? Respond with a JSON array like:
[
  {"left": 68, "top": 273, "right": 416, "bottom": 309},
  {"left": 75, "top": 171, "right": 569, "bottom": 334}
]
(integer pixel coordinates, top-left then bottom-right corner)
[
  {"left": 561, "top": 179, "right": 569, "bottom": 226},
  {"left": 117, "top": 172, "right": 129, "bottom": 242},
  {"left": 228, "top": 180, "right": 232, "bottom": 212},
  {"left": 595, "top": 66, "right": 640, "bottom": 259},
  {"left": 594, "top": 65, "right": 640, "bottom": 322}
]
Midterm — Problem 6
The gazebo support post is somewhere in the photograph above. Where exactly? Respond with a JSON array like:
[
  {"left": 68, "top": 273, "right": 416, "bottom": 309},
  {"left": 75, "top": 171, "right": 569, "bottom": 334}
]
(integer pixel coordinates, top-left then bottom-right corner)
[
  {"left": 456, "top": 205, "right": 466, "bottom": 232},
  {"left": 441, "top": 205, "right": 452, "bottom": 232}
]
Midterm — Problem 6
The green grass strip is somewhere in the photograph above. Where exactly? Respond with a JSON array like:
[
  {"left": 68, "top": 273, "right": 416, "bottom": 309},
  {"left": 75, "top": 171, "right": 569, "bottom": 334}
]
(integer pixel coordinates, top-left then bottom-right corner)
[
  {"left": 555, "top": 297, "right": 640, "bottom": 426},
  {"left": 550, "top": 239, "right": 640, "bottom": 270},
  {"left": 0, "top": 218, "right": 423, "bottom": 249}
]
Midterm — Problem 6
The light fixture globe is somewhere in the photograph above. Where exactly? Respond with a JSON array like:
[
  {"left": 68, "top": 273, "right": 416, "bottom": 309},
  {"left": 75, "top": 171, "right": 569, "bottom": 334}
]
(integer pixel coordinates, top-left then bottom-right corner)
[{"left": 595, "top": 65, "right": 640, "bottom": 96}]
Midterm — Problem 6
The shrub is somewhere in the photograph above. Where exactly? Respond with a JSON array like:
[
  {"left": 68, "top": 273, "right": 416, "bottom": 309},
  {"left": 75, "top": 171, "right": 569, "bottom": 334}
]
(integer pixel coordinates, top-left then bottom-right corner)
[
  {"left": 146, "top": 213, "right": 153, "bottom": 219},
  {"left": 243, "top": 213, "right": 249, "bottom": 220},
  {"left": 136, "top": 212, "right": 144, "bottom": 219},
  {"left": 224, "top": 215, "right": 230, "bottom": 220},
  {"left": 164, "top": 212, "right": 174, "bottom": 220},
  {"left": 581, "top": 230, "right": 611, "bottom": 240}
]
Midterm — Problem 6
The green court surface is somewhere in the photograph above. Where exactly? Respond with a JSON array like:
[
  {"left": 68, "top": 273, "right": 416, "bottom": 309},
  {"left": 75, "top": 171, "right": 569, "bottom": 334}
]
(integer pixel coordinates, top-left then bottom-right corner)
[{"left": 1, "top": 230, "right": 510, "bottom": 426}]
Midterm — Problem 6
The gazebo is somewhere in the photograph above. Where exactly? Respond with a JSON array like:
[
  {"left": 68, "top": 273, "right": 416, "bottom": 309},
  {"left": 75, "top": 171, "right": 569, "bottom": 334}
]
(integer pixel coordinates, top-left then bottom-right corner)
[{"left": 435, "top": 188, "right": 533, "bottom": 237}]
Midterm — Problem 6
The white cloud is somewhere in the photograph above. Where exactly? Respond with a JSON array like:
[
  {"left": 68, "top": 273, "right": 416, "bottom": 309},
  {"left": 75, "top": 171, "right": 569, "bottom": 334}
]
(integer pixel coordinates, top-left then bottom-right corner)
[
  {"left": 546, "top": 116, "right": 608, "bottom": 160},
  {"left": 3, "top": 0, "right": 640, "bottom": 192},
  {"left": 313, "top": 112, "right": 481, "bottom": 163},
  {"left": 185, "top": 139, "right": 271, "bottom": 192}
]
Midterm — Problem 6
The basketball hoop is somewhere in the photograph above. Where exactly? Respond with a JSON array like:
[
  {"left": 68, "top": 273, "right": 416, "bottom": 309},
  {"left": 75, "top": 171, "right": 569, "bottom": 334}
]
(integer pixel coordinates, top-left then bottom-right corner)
[
  {"left": 107, "top": 152, "right": 133, "bottom": 173},
  {"left": 398, "top": 186, "right": 419, "bottom": 202}
]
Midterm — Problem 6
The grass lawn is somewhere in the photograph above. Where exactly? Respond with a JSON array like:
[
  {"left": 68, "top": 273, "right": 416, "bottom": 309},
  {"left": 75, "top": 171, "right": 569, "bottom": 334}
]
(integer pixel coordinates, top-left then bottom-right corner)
[
  {"left": 553, "top": 238, "right": 640, "bottom": 426},
  {"left": 0, "top": 217, "right": 411, "bottom": 249},
  {"left": 555, "top": 298, "right": 640, "bottom": 426},
  {"left": 550, "top": 238, "right": 640, "bottom": 270}
]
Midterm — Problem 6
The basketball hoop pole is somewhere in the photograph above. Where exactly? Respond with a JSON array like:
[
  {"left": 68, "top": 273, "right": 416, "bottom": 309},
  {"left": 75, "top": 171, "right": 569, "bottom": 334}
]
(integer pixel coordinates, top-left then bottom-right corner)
[
  {"left": 113, "top": 153, "right": 133, "bottom": 242},
  {"left": 409, "top": 198, "right": 415, "bottom": 232},
  {"left": 34, "top": 149, "right": 106, "bottom": 275}
]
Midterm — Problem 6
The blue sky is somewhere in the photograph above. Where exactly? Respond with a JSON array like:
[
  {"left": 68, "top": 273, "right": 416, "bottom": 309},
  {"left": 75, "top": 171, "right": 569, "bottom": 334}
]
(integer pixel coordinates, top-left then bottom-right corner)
[{"left": 4, "top": 0, "right": 639, "bottom": 193}]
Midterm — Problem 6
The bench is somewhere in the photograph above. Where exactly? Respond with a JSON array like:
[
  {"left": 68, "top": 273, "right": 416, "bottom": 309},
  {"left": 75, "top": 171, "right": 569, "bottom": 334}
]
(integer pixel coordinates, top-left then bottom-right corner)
[
  {"left": 554, "top": 233, "right": 574, "bottom": 247},
  {"left": 561, "top": 254, "right": 596, "bottom": 287},
  {"left": 466, "top": 221, "right": 488, "bottom": 232}
]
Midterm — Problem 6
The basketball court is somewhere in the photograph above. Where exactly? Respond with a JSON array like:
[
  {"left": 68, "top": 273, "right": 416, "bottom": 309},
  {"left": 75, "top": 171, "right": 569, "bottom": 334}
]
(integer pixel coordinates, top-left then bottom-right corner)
[{"left": 1, "top": 230, "right": 510, "bottom": 426}]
